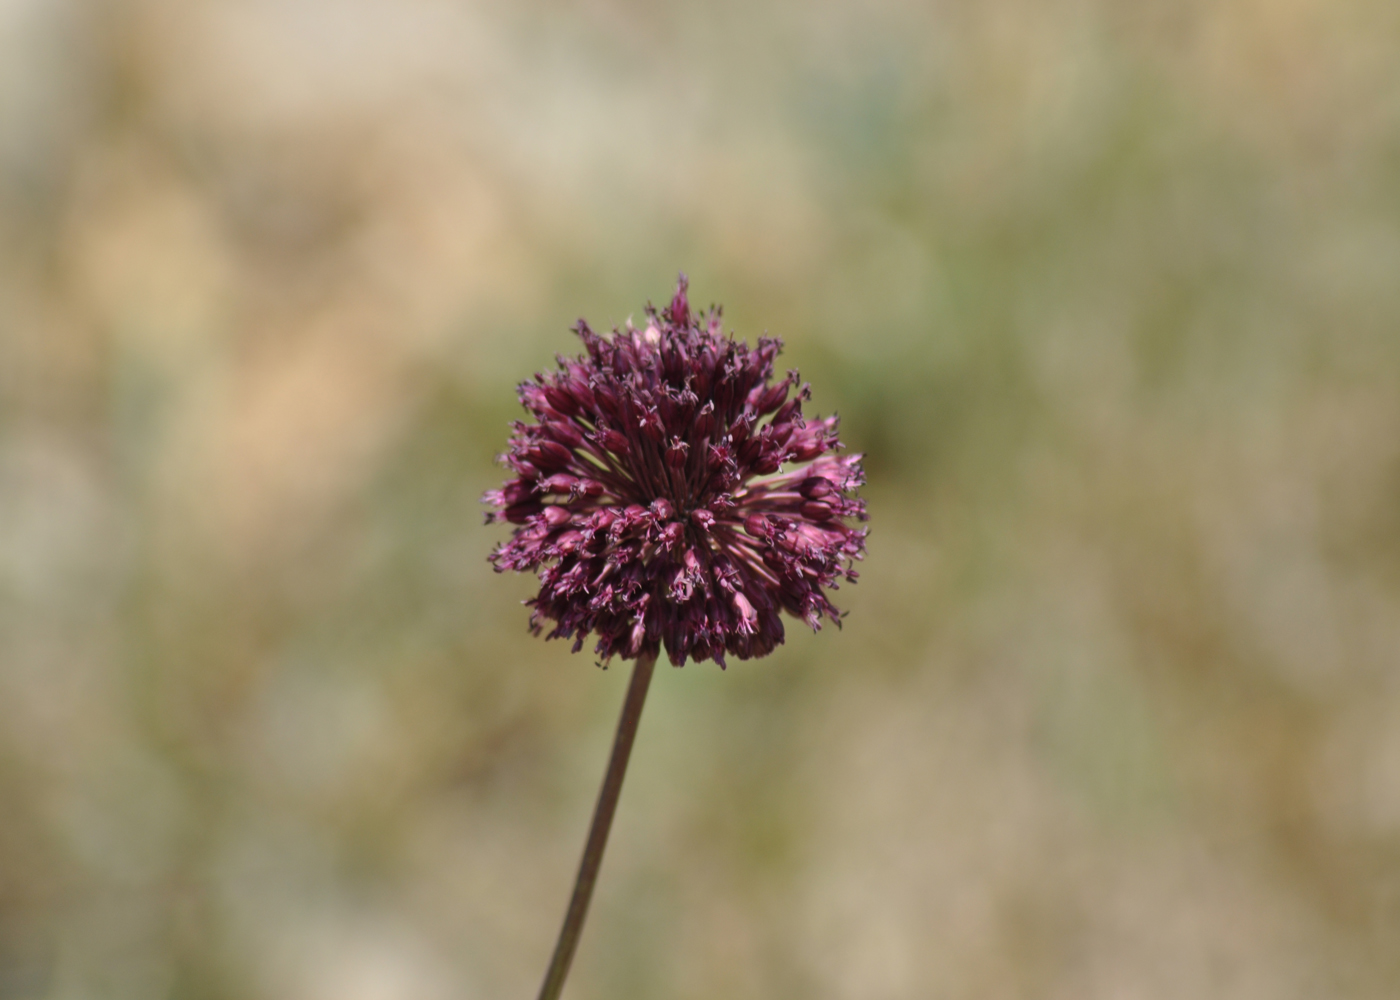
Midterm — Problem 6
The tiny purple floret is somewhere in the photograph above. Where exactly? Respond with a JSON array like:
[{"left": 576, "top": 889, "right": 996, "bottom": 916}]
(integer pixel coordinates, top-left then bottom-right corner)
[{"left": 484, "top": 276, "right": 868, "bottom": 668}]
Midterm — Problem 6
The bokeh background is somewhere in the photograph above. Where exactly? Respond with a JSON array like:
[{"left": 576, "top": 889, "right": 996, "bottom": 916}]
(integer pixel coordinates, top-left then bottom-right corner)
[{"left": 3, "top": 1, "right": 1400, "bottom": 998}]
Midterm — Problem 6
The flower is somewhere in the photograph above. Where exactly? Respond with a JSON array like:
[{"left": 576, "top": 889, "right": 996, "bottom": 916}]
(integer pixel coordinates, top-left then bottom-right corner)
[{"left": 484, "top": 275, "right": 867, "bottom": 667}]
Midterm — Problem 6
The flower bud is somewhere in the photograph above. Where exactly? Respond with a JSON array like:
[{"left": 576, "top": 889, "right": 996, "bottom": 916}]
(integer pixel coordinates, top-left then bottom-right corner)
[
  {"left": 744, "top": 514, "right": 770, "bottom": 539},
  {"left": 531, "top": 440, "right": 574, "bottom": 471},
  {"left": 544, "top": 386, "right": 578, "bottom": 416},
  {"left": 544, "top": 420, "right": 584, "bottom": 448},
  {"left": 542, "top": 506, "right": 571, "bottom": 527},
  {"left": 598, "top": 428, "right": 630, "bottom": 455}
]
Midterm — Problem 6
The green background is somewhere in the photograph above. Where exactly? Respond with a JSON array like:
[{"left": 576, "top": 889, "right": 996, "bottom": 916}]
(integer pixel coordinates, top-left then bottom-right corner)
[{"left": 2, "top": 1, "right": 1399, "bottom": 997}]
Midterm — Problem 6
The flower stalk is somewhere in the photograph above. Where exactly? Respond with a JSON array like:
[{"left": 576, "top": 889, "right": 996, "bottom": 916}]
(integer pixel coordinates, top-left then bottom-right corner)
[
  {"left": 536, "top": 651, "right": 657, "bottom": 1000},
  {"left": 485, "top": 276, "right": 867, "bottom": 997}
]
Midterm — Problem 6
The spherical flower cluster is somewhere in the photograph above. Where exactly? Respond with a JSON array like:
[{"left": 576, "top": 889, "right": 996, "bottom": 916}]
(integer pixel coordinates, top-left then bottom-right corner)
[{"left": 484, "top": 276, "right": 867, "bottom": 667}]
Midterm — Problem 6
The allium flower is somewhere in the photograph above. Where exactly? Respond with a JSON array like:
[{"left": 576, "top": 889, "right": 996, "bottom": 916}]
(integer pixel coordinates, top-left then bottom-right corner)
[{"left": 485, "top": 275, "right": 867, "bottom": 667}]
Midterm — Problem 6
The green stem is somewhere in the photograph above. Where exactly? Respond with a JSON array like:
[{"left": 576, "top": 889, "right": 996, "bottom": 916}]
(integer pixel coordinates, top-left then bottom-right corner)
[{"left": 536, "top": 651, "right": 657, "bottom": 1000}]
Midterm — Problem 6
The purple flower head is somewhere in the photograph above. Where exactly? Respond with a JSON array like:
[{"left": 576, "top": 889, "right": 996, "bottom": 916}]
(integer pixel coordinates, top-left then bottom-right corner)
[{"left": 484, "top": 275, "right": 868, "bottom": 668}]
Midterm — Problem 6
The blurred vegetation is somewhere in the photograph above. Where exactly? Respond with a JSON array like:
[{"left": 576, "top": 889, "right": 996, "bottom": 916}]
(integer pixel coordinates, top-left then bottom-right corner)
[{"left": 2, "top": 1, "right": 1400, "bottom": 998}]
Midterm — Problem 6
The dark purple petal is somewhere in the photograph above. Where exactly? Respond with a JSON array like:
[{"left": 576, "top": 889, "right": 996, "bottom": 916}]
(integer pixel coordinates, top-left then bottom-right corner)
[{"left": 484, "top": 275, "right": 868, "bottom": 666}]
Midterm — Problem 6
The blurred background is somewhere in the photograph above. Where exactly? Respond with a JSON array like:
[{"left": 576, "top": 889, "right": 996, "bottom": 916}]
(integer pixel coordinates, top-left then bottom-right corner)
[{"left": 2, "top": 0, "right": 1399, "bottom": 997}]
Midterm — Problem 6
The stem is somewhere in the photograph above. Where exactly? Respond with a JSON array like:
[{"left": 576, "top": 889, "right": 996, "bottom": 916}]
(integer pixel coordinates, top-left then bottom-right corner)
[{"left": 536, "top": 651, "right": 657, "bottom": 1000}]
